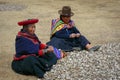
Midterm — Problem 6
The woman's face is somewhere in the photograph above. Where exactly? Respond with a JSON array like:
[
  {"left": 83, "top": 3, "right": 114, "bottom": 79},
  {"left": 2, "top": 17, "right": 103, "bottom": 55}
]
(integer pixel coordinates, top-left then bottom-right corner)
[
  {"left": 61, "top": 16, "right": 71, "bottom": 24},
  {"left": 27, "top": 24, "right": 36, "bottom": 35}
]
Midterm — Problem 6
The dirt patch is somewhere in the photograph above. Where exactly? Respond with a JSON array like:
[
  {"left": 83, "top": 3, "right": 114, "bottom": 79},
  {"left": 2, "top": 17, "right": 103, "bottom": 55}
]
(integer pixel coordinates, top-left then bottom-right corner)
[{"left": 0, "top": 2, "right": 26, "bottom": 11}]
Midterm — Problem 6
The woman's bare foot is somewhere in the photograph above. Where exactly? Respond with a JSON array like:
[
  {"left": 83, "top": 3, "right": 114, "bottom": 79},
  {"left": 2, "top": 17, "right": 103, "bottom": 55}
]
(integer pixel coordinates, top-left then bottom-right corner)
[{"left": 86, "top": 44, "right": 100, "bottom": 51}]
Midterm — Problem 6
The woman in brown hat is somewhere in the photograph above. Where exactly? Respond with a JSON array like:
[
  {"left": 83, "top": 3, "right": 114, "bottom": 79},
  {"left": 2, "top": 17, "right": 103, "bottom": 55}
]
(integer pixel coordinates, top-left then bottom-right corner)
[
  {"left": 47, "top": 6, "right": 100, "bottom": 51},
  {"left": 11, "top": 19, "right": 66, "bottom": 79}
]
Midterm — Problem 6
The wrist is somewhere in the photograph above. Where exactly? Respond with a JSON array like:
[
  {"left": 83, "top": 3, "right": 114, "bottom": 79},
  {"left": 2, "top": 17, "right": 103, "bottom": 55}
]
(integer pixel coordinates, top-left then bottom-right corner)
[
  {"left": 43, "top": 49, "right": 47, "bottom": 53},
  {"left": 69, "top": 34, "right": 72, "bottom": 38}
]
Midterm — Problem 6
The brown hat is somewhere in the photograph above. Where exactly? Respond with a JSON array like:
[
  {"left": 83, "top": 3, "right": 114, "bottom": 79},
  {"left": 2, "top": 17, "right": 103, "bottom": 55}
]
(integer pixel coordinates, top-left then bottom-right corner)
[{"left": 58, "top": 6, "right": 74, "bottom": 16}]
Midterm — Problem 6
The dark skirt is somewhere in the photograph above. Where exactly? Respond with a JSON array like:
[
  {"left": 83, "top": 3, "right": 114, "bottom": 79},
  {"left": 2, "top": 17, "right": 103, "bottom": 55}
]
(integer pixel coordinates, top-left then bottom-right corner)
[
  {"left": 47, "top": 35, "right": 90, "bottom": 51},
  {"left": 11, "top": 53, "right": 58, "bottom": 78}
]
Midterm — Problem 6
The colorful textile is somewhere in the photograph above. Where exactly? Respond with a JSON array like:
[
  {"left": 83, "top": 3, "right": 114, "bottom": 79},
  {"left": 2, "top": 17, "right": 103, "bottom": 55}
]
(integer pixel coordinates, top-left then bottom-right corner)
[
  {"left": 17, "top": 31, "right": 40, "bottom": 44},
  {"left": 50, "top": 18, "right": 75, "bottom": 37},
  {"left": 12, "top": 30, "right": 58, "bottom": 78},
  {"left": 14, "top": 30, "right": 44, "bottom": 60},
  {"left": 47, "top": 19, "right": 90, "bottom": 51},
  {"left": 53, "top": 47, "right": 61, "bottom": 59},
  {"left": 12, "top": 52, "right": 58, "bottom": 78},
  {"left": 53, "top": 26, "right": 80, "bottom": 39}
]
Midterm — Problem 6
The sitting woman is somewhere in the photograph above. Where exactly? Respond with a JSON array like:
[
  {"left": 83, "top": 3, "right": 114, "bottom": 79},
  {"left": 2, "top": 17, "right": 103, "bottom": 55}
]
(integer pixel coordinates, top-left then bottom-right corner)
[
  {"left": 11, "top": 19, "right": 66, "bottom": 79},
  {"left": 47, "top": 6, "right": 100, "bottom": 52}
]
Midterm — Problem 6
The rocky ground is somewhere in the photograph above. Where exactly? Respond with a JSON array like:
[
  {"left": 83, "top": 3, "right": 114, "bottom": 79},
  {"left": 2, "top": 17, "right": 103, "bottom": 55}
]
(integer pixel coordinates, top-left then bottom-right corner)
[{"left": 43, "top": 42, "right": 120, "bottom": 80}]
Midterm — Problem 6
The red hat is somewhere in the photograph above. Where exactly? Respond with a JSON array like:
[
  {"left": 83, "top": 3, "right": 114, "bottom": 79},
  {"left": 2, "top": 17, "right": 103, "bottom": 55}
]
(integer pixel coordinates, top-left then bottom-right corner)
[{"left": 18, "top": 19, "right": 39, "bottom": 26}]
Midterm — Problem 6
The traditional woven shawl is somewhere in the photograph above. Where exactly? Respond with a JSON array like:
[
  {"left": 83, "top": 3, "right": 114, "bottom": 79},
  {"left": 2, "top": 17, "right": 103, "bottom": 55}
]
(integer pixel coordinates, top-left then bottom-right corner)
[
  {"left": 50, "top": 18, "right": 75, "bottom": 37},
  {"left": 17, "top": 31, "right": 40, "bottom": 44}
]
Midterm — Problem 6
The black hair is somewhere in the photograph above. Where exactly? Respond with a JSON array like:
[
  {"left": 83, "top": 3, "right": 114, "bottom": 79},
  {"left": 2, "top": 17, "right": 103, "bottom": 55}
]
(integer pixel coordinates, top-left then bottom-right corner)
[
  {"left": 60, "top": 15, "right": 71, "bottom": 20},
  {"left": 22, "top": 25, "right": 29, "bottom": 32},
  {"left": 60, "top": 15, "right": 63, "bottom": 20}
]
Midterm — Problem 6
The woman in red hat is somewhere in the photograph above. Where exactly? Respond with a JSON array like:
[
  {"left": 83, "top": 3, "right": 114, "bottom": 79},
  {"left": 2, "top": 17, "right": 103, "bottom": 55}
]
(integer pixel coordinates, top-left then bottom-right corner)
[
  {"left": 47, "top": 6, "right": 100, "bottom": 51},
  {"left": 11, "top": 19, "right": 66, "bottom": 78}
]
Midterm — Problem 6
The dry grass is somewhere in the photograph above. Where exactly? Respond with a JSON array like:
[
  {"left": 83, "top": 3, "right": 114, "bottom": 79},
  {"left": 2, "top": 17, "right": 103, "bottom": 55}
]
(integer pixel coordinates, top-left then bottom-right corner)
[{"left": 0, "top": 0, "right": 120, "bottom": 80}]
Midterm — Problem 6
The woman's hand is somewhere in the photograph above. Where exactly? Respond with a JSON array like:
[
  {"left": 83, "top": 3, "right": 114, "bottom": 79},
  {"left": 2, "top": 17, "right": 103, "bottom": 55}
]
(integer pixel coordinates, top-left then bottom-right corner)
[
  {"left": 70, "top": 33, "right": 76, "bottom": 38},
  {"left": 39, "top": 46, "right": 54, "bottom": 56},
  {"left": 76, "top": 33, "right": 80, "bottom": 37},
  {"left": 46, "top": 46, "right": 54, "bottom": 53}
]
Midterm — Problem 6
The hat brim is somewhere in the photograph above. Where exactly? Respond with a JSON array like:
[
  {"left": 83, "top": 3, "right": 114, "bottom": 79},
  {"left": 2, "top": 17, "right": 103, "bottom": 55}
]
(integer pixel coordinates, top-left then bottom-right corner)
[
  {"left": 58, "top": 10, "right": 74, "bottom": 16},
  {"left": 18, "top": 19, "right": 39, "bottom": 26}
]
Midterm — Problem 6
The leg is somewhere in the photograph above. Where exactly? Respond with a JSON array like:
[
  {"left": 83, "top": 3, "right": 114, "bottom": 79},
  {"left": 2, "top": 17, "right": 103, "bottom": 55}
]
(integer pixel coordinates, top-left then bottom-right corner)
[
  {"left": 78, "top": 35, "right": 100, "bottom": 51},
  {"left": 11, "top": 60, "right": 24, "bottom": 74},
  {"left": 12, "top": 56, "right": 45, "bottom": 78},
  {"left": 86, "top": 43, "right": 92, "bottom": 50},
  {"left": 41, "top": 53, "right": 58, "bottom": 67},
  {"left": 78, "top": 35, "right": 91, "bottom": 49},
  {"left": 47, "top": 37, "right": 73, "bottom": 51},
  {"left": 21, "top": 56, "right": 45, "bottom": 78}
]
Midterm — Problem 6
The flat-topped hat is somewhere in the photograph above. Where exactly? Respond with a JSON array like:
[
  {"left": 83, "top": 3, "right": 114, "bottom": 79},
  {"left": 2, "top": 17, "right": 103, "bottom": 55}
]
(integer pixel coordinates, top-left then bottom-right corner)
[
  {"left": 58, "top": 6, "right": 74, "bottom": 16},
  {"left": 18, "top": 19, "right": 39, "bottom": 26}
]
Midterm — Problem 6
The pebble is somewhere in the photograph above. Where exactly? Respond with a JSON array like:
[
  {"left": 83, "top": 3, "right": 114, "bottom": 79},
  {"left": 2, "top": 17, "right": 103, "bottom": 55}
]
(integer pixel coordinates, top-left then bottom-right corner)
[{"left": 43, "top": 42, "right": 120, "bottom": 80}]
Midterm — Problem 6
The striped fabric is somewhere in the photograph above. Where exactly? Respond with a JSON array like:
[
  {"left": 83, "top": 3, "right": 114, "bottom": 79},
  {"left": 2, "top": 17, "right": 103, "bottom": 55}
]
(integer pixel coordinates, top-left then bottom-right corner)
[
  {"left": 53, "top": 47, "right": 61, "bottom": 59},
  {"left": 50, "top": 18, "right": 75, "bottom": 37}
]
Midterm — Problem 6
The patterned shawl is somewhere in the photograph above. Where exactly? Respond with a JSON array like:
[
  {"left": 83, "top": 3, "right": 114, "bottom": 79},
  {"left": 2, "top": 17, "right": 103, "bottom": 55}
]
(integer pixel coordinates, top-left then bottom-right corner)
[
  {"left": 17, "top": 30, "right": 41, "bottom": 44},
  {"left": 50, "top": 18, "right": 75, "bottom": 37}
]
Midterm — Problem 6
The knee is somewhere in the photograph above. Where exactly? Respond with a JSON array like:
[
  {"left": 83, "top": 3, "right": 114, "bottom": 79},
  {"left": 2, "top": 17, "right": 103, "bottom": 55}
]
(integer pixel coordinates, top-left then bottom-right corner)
[{"left": 23, "top": 56, "right": 38, "bottom": 64}]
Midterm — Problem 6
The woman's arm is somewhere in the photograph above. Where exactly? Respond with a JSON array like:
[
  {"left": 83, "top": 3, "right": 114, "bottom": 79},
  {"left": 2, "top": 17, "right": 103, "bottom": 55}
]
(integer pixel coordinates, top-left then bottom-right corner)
[
  {"left": 16, "top": 37, "right": 39, "bottom": 54},
  {"left": 54, "top": 29, "right": 70, "bottom": 39},
  {"left": 73, "top": 27, "right": 80, "bottom": 34}
]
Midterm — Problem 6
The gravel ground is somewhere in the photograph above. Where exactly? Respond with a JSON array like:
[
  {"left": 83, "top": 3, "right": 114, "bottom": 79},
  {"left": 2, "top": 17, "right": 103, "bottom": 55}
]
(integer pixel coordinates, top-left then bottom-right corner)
[{"left": 42, "top": 43, "right": 120, "bottom": 80}]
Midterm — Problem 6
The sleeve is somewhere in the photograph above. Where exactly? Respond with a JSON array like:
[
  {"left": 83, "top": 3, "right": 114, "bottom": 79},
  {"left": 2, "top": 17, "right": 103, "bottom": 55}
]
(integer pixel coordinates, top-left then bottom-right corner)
[
  {"left": 38, "top": 50, "right": 44, "bottom": 56},
  {"left": 40, "top": 43, "right": 47, "bottom": 49},
  {"left": 73, "top": 27, "right": 81, "bottom": 34},
  {"left": 16, "top": 36, "right": 40, "bottom": 55},
  {"left": 38, "top": 48, "right": 48, "bottom": 56},
  {"left": 38, "top": 43, "right": 48, "bottom": 56},
  {"left": 54, "top": 29, "right": 70, "bottom": 39}
]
